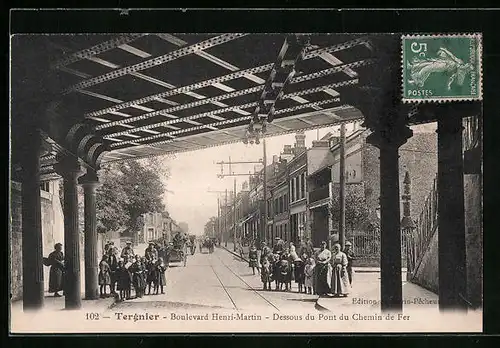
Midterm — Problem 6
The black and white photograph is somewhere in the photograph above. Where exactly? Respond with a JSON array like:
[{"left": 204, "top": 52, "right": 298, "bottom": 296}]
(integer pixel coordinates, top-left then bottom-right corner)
[{"left": 9, "top": 20, "right": 483, "bottom": 333}]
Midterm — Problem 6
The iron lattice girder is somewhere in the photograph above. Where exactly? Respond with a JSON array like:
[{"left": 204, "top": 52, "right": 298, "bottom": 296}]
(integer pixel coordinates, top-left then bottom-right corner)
[
  {"left": 252, "top": 35, "right": 308, "bottom": 123},
  {"left": 98, "top": 58, "right": 370, "bottom": 136},
  {"left": 85, "top": 36, "right": 371, "bottom": 119},
  {"left": 103, "top": 78, "right": 359, "bottom": 138},
  {"left": 103, "top": 105, "right": 356, "bottom": 164},
  {"left": 109, "top": 98, "right": 341, "bottom": 148},
  {"left": 63, "top": 33, "right": 248, "bottom": 93},
  {"left": 51, "top": 34, "right": 147, "bottom": 69}
]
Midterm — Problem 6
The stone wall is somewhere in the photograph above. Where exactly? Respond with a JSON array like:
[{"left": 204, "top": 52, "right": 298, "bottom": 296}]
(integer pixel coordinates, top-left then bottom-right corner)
[
  {"left": 464, "top": 174, "right": 482, "bottom": 307},
  {"left": 10, "top": 182, "right": 23, "bottom": 300},
  {"left": 10, "top": 180, "right": 65, "bottom": 301},
  {"left": 410, "top": 135, "right": 482, "bottom": 305},
  {"left": 412, "top": 227, "right": 439, "bottom": 293},
  {"left": 412, "top": 173, "right": 483, "bottom": 305}
]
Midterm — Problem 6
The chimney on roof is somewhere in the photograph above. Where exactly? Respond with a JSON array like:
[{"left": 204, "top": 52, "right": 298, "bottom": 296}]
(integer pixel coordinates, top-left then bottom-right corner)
[
  {"left": 281, "top": 145, "right": 294, "bottom": 162},
  {"left": 293, "top": 131, "right": 306, "bottom": 155},
  {"left": 294, "top": 131, "right": 306, "bottom": 149}
]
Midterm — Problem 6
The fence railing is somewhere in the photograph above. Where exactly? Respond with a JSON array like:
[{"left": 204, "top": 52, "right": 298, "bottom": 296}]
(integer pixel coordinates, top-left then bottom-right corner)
[{"left": 407, "top": 176, "right": 438, "bottom": 277}]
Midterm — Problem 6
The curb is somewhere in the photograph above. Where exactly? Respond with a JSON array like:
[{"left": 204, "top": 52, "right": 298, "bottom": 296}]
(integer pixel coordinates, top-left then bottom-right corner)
[
  {"left": 315, "top": 298, "right": 331, "bottom": 312},
  {"left": 221, "top": 246, "right": 249, "bottom": 263}
]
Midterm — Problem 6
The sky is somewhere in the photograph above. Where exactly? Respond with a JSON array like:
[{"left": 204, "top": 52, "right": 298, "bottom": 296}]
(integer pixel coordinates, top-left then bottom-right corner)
[{"left": 160, "top": 122, "right": 437, "bottom": 235}]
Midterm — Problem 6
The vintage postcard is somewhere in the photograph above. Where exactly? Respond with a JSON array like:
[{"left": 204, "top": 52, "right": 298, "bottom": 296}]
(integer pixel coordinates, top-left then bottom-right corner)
[{"left": 9, "top": 31, "right": 483, "bottom": 333}]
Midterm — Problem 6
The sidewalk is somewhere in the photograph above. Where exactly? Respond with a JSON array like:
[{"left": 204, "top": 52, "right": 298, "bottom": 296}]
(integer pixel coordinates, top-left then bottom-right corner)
[
  {"left": 222, "top": 242, "right": 387, "bottom": 273},
  {"left": 316, "top": 279, "right": 439, "bottom": 312},
  {"left": 10, "top": 291, "right": 115, "bottom": 314}
]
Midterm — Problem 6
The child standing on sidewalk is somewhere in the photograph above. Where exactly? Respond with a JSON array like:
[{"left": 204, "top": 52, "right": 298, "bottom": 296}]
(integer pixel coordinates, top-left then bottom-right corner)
[
  {"left": 155, "top": 257, "right": 167, "bottom": 295},
  {"left": 99, "top": 255, "right": 111, "bottom": 298},
  {"left": 304, "top": 257, "right": 315, "bottom": 295}
]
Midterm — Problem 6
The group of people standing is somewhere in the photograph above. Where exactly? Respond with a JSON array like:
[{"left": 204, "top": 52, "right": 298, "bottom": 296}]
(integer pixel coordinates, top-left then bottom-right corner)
[
  {"left": 98, "top": 241, "right": 167, "bottom": 301},
  {"left": 248, "top": 238, "right": 354, "bottom": 298}
]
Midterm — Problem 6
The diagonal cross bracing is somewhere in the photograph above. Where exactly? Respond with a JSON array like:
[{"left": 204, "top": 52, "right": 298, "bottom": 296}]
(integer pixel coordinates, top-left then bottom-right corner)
[
  {"left": 85, "top": 37, "right": 370, "bottom": 119},
  {"left": 63, "top": 33, "right": 248, "bottom": 93},
  {"left": 109, "top": 98, "right": 341, "bottom": 147},
  {"left": 52, "top": 34, "right": 146, "bottom": 69}
]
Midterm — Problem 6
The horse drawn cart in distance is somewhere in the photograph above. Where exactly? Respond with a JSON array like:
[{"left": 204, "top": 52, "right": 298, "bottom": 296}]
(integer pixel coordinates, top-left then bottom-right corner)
[
  {"left": 166, "top": 232, "right": 188, "bottom": 267},
  {"left": 199, "top": 237, "right": 215, "bottom": 254}
]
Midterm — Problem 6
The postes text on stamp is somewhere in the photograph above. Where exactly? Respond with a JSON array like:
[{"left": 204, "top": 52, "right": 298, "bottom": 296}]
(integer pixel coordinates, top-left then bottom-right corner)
[{"left": 402, "top": 34, "right": 482, "bottom": 102}]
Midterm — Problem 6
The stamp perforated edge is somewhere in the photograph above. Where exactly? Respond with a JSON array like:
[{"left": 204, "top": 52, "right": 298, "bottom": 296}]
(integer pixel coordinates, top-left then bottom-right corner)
[{"left": 401, "top": 33, "right": 483, "bottom": 104}]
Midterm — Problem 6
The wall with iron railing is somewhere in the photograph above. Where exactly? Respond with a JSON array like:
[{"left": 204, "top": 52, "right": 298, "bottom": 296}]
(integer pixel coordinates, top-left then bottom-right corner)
[{"left": 407, "top": 176, "right": 438, "bottom": 277}]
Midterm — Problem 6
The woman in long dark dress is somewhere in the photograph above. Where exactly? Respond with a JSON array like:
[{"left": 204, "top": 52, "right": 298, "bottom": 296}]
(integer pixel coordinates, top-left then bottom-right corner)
[
  {"left": 47, "top": 243, "right": 65, "bottom": 297},
  {"left": 314, "top": 241, "right": 332, "bottom": 296}
]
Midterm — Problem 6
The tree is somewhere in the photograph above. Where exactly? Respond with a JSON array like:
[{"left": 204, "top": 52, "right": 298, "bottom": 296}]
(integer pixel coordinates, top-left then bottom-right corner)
[
  {"left": 329, "top": 184, "right": 370, "bottom": 235},
  {"left": 96, "top": 159, "right": 167, "bottom": 237},
  {"left": 96, "top": 164, "right": 128, "bottom": 233},
  {"left": 119, "top": 160, "right": 165, "bottom": 232},
  {"left": 204, "top": 217, "right": 217, "bottom": 237}
]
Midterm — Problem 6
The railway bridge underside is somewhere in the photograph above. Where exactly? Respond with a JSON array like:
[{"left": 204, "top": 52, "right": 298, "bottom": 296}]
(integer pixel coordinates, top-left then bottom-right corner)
[{"left": 10, "top": 33, "right": 480, "bottom": 312}]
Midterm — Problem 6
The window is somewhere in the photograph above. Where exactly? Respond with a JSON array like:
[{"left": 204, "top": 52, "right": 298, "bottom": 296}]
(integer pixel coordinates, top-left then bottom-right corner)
[
  {"left": 40, "top": 182, "right": 50, "bottom": 192},
  {"left": 284, "top": 194, "right": 288, "bottom": 211},
  {"left": 297, "top": 175, "right": 302, "bottom": 199},
  {"left": 301, "top": 173, "right": 306, "bottom": 198}
]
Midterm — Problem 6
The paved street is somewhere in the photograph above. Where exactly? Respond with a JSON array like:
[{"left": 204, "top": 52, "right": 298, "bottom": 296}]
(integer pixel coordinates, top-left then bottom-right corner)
[{"left": 109, "top": 246, "right": 319, "bottom": 313}]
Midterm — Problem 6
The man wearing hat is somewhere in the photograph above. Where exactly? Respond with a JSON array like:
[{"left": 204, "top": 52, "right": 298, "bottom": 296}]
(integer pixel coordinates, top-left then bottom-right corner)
[
  {"left": 343, "top": 241, "right": 355, "bottom": 286},
  {"left": 121, "top": 241, "right": 135, "bottom": 259},
  {"left": 273, "top": 237, "right": 284, "bottom": 254},
  {"left": 145, "top": 242, "right": 158, "bottom": 262}
]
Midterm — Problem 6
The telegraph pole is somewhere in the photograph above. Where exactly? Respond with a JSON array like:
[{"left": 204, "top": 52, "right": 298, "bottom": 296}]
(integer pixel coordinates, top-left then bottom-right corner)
[
  {"left": 216, "top": 156, "right": 265, "bottom": 251},
  {"left": 339, "top": 123, "right": 346, "bottom": 250},
  {"left": 224, "top": 189, "right": 228, "bottom": 247},
  {"left": 262, "top": 138, "right": 268, "bottom": 248},
  {"left": 233, "top": 178, "right": 237, "bottom": 251},
  {"left": 217, "top": 197, "right": 221, "bottom": 243}
]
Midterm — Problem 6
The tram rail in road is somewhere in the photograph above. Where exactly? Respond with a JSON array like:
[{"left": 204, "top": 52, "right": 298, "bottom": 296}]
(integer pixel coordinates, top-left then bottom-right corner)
[{"left": 209, "top": 252, "right": 281, "bottom": 312}]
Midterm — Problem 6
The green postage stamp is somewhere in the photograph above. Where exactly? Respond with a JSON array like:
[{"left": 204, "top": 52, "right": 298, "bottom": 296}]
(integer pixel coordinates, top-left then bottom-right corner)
[{"left": 402, "top": 34, "right": 482, "bottom": 102}]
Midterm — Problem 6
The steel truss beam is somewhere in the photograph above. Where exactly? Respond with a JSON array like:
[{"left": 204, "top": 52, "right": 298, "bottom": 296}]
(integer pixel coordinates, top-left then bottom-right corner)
[
  {"left": 250, "top": 35, "right": 307, "bottom": 125},
  {"left": 102, "top": 106, "right": 359, "bottom": 164},
  {"left": 86, "top": 37, "right": 370, "bottom": 119},
  {"left": 104, "top": 78, "right": 358, "bottom": 138},
  {"left": 109, "top": 98, "right": 341, "bottom": 147},
  {"left": 64, "top": 33, "right": 247, "bottom": 93},
  {"left": 52, "top": 34, "right": 146, "bottom": 69},
  {"left": 102, "top": 72, "right": 362, "bottom": 138}
]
